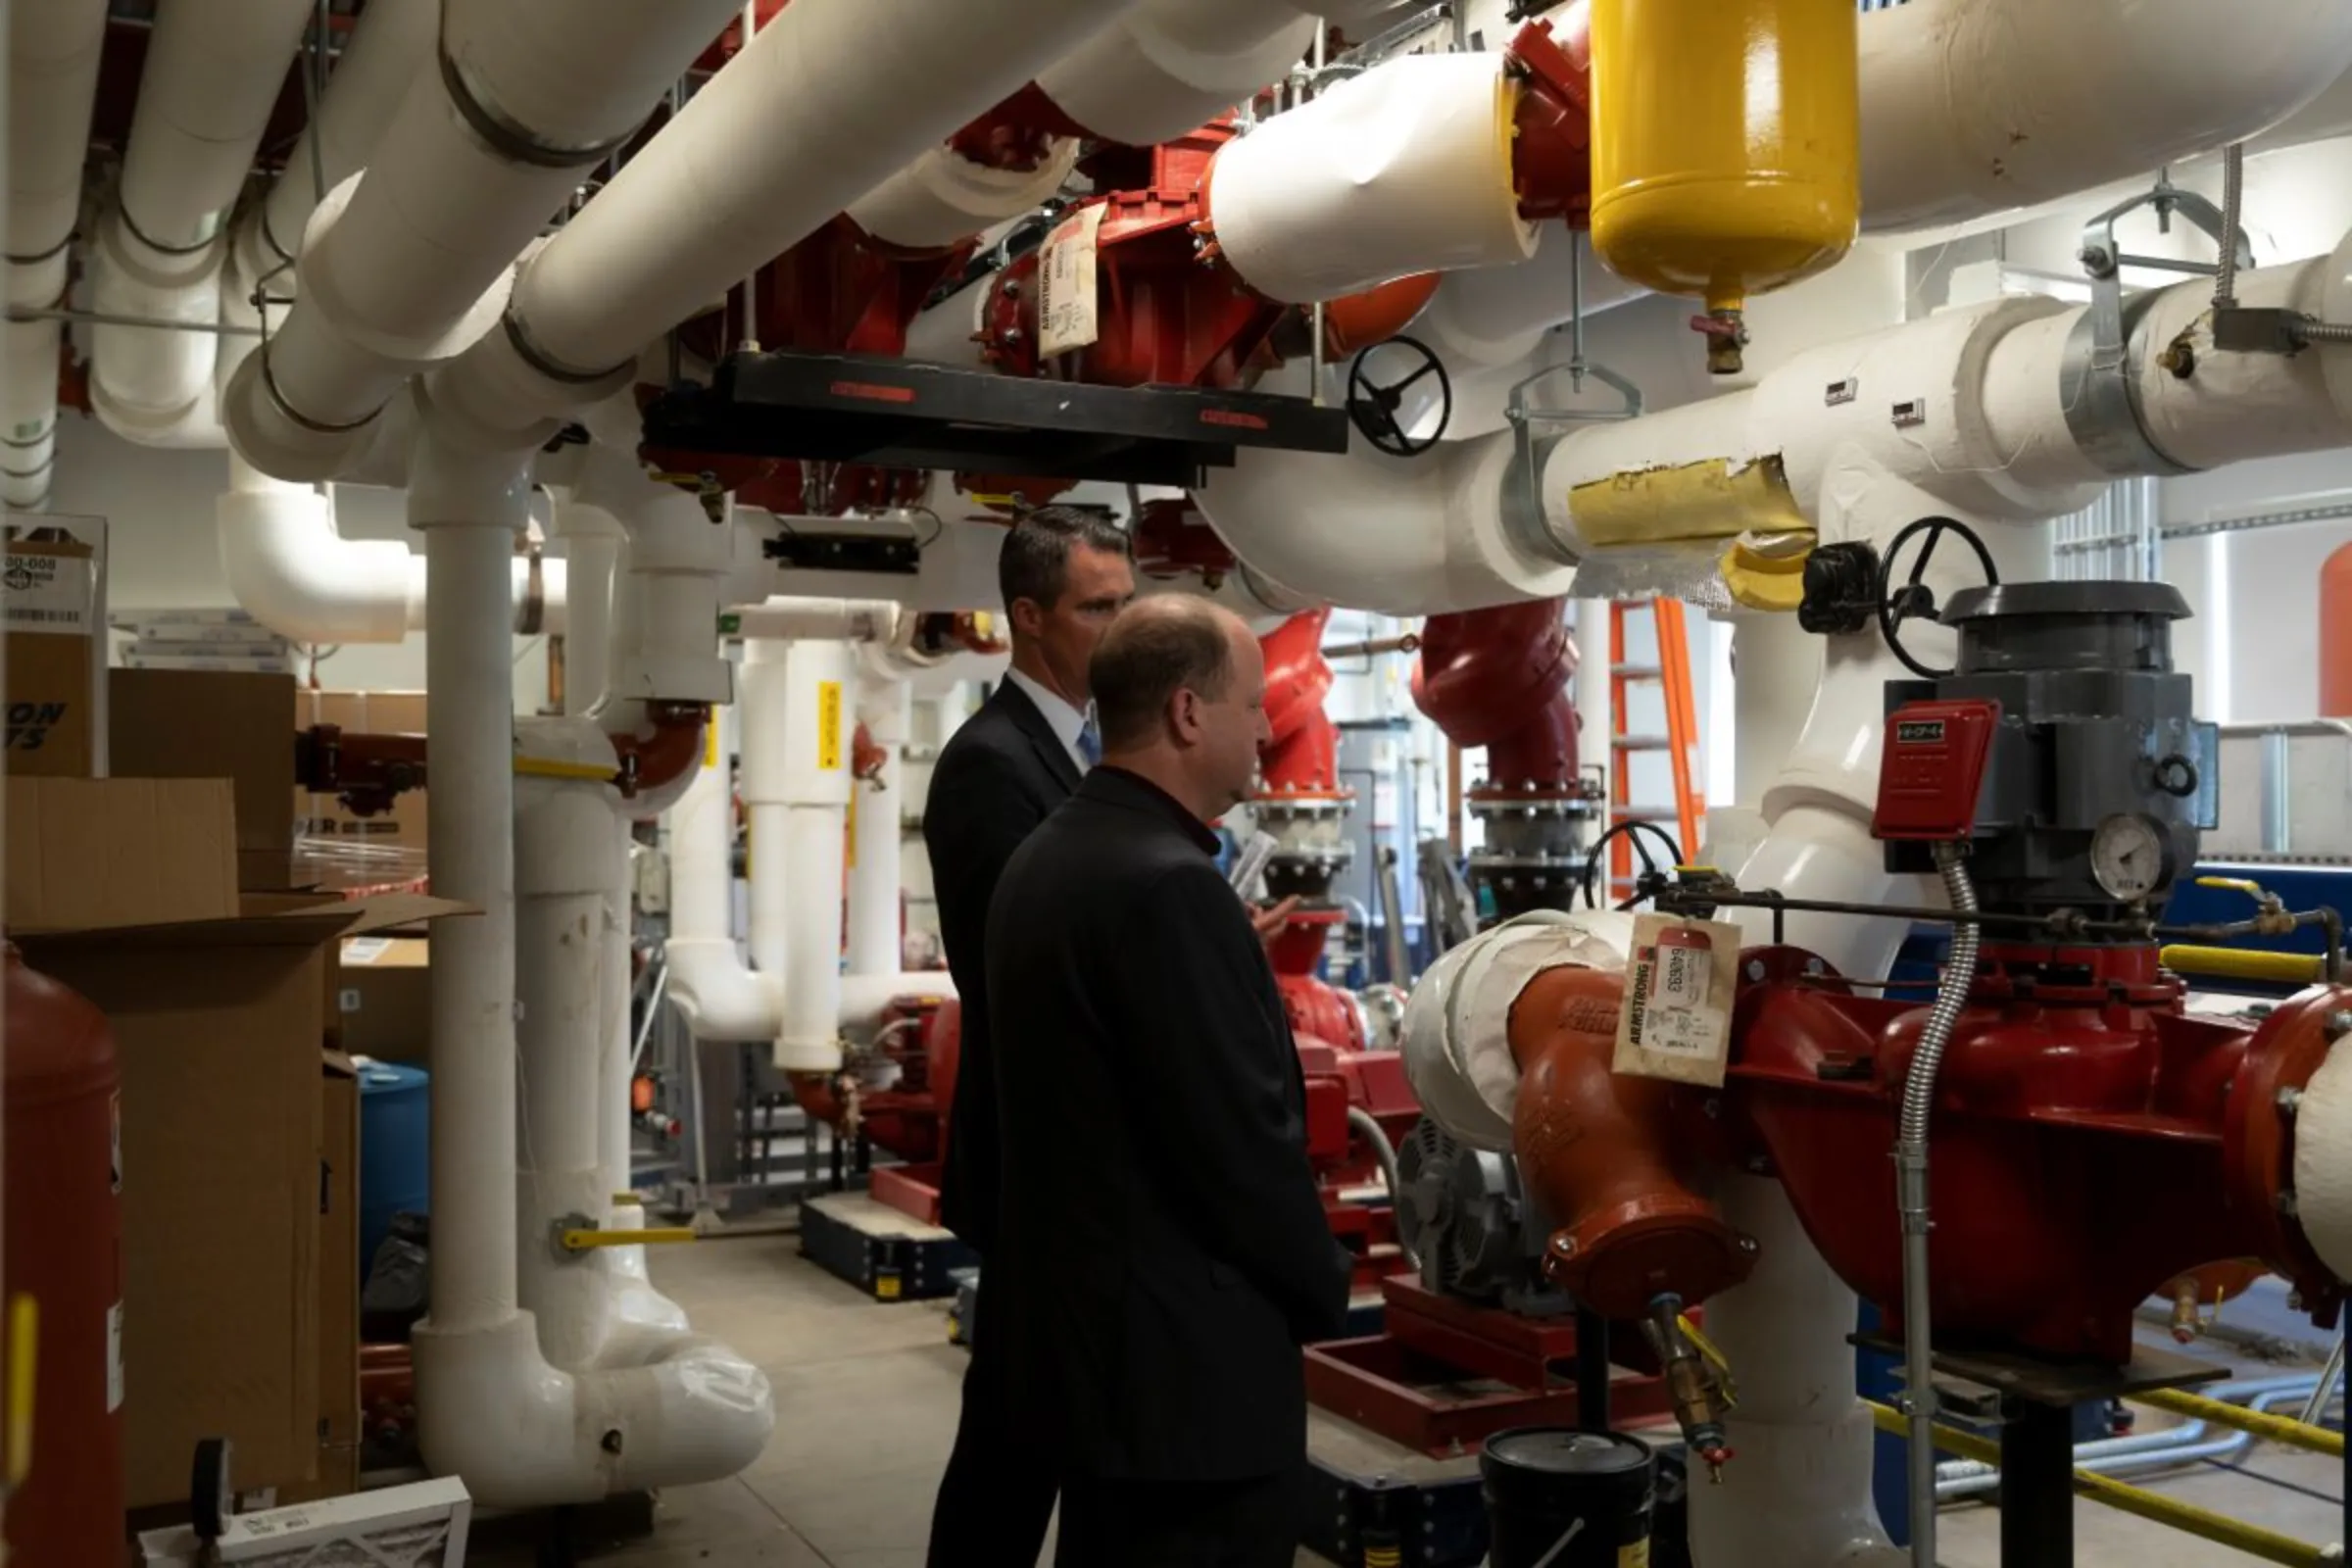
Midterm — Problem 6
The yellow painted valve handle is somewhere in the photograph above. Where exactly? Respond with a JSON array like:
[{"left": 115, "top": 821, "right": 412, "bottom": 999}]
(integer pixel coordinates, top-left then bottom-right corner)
[{"left": 561, "top": 1226, "right": 696, "bottom": 1253}]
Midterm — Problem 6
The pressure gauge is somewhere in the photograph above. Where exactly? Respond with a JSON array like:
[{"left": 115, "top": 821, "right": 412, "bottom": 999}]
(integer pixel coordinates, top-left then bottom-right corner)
[{"left": 2090, "top": 813, "right": 2172, "bottom": 903}]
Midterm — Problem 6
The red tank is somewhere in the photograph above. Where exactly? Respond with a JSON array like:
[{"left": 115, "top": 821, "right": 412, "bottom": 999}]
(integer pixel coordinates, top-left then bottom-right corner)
[{"left": 3, "top": 944, "right": 123, "bottom": 1564}]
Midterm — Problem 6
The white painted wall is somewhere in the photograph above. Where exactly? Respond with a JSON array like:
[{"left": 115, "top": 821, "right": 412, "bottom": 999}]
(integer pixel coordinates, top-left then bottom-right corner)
[{"left": 49, "top": 416, "right": 555, "bottom": 710}]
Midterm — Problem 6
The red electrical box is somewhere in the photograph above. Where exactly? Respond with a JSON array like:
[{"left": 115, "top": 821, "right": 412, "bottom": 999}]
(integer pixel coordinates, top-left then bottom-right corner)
[{"left": 1871, "top": 699, "right": 2001, "bottom": 842}]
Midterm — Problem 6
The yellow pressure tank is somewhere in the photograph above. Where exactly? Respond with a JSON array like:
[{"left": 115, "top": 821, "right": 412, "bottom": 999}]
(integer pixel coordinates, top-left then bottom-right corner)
[{"left": 1588, "top": 0, "right": 1860, "bottom": 373}]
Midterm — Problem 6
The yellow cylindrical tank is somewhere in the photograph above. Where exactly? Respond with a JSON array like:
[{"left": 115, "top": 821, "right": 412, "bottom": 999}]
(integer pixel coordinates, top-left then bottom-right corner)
[{"left": 1589, "top": 0, "right": 1860, "bottom": 372}]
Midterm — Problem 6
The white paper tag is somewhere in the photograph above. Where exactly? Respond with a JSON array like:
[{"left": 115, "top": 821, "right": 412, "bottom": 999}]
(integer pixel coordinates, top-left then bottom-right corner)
[
  {"left": 1038, "top": 204, "right": 1107, "bottom": 360},
  {"left": 1613, "top": 912, "right": 1741, "bottom": 1087},
  {"left": 106, "top": 1301, "right": 123, "bottom": 1412},
  {"left": 1, "top": 549, "right": 93, "bottom": 632},
  {"left": 343, "top": 936, "right": 394, "bottom": 965}
]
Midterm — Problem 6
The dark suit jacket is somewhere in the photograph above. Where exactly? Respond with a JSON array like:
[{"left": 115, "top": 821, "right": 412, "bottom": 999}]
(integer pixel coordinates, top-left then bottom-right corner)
[
  {"left": 923, "top": 679, "right": 1082, "bottom": 1256},
  {"left": 987, "top": 766, "right": 1352, "bottom": 1483}
]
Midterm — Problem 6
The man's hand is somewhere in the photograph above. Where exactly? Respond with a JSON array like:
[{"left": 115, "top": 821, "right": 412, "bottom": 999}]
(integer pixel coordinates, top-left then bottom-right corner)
[{"left": 1250, "top": 895, "right": 1301, "bottom": 943}]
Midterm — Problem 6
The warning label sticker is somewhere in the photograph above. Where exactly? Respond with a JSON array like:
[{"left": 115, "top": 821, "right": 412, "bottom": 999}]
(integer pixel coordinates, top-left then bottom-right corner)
[{"left": 1038, "top": 205, "right": 1108, "bottom": 360}]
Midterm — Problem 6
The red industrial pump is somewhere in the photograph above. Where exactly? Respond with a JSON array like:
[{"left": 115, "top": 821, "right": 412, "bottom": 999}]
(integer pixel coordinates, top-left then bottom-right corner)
[{"left": 3, "top": 943, "right": 123, "bottom": 1565}]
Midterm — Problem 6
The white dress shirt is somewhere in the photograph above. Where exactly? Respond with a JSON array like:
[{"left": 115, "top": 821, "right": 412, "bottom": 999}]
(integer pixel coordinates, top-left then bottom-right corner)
[{"left": 1004, "top": 666, "right": 1095, "bottom": 774}]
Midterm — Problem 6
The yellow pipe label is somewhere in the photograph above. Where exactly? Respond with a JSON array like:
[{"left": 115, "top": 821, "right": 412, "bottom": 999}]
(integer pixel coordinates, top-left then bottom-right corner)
[
  {"left": 817, "top": 680, "right": 843, "bottom": 771},
  {"left": 705, "top": 716, "right": 719, "bottom": 771}
]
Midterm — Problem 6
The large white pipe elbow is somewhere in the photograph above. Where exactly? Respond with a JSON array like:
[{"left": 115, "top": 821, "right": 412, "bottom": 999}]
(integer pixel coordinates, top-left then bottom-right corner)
[
  {"left": 219, "top": 456, "right": 421, "bottom": 644},
  {"left": 1204, "top": 50, "right": 1537, "bottom": 305},
  {"left": 1860, "top": 0, "right": 2352, "bottom": 234},
  {"left": 1036, "top": 0, "right": 1316, "bottom": 149},
  {"left": 412, "top": 1312, "right": 772, "bottom": 1510},
  {"left": 1192, "top": 432, "right": 1572, "bottom": 616}
]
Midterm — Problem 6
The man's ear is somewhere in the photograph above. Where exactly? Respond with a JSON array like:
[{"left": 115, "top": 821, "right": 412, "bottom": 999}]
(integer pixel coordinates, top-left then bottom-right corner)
[
  {"left": 1008, "top": 597, "right": 1043, "bottom": 640},
  {"left": 1171, "top": 687, "right": 1201, "bottom": 742}
]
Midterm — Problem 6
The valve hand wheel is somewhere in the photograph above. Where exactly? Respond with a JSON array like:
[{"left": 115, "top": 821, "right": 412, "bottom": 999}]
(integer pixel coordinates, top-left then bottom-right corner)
[
  {"left": 1347, "top": 335, "right": 1452, "bottom": 458},
  {"left": 1877, "top": 514, "right": 2000, "bottom": 681},
  {"left": 1581, "top": 819, "right": 1687, "bottom": 913}
]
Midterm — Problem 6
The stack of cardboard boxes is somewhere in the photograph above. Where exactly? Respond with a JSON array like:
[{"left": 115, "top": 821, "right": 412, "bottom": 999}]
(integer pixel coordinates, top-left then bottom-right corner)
[{"left": 4, "top": 524, "right": 457, "bottom": 1514}]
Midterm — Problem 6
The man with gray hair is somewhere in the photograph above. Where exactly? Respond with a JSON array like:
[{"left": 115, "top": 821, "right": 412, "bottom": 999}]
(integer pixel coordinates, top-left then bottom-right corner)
[
  {"left": 923, "top": 505, "right": 1133, "bottom": 1565},
  {"left": 988, "top": 596, "right": 1352, "bottom": 1566}
]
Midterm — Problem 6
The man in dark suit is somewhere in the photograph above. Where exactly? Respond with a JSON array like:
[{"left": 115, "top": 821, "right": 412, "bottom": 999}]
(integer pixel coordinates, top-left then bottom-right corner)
[
  {"left": 989, "top": 596, "right": 1354, "bottom": 1568},
  {"left": 922, "top": 506, "right": 1133, "bottom": 1566}
]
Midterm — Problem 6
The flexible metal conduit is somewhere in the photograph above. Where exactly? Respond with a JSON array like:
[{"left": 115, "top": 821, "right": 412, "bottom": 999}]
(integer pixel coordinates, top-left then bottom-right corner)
[
  {"left": 1896, "top": 845, "right": 1982, "bottom": 1568},
  {"left": 1346, "top": 1105, "right": 1417, "bottom": 1272}
]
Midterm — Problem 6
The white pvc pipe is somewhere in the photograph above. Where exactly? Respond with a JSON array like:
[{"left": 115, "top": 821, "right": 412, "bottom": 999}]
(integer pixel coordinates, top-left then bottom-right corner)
[
  {"left": 1415, "top": 237, "right": 1649, "bottom": 371},
  {"left": 1858, "top": 0, "right": 2352, "bottom": 235},
  {"left": 429, "top": 0, "right": 1149, "bottom": 442},
  {"left": 847, "top": 674, "right": 911, "bottom": 977},
  {"left": 93, "top": 0, "right": 313, "bottom": 441},
  {"left": 4, "top": 0, "right": 108, "bottom": 509},
  {"left": 407, "top": 432, "right": 771, "bottom": 1508},
  {"left": 225, "top": 0, "right": 744, "bottom": 480},
  {"left": 1205, "top": 50, "right": 1537, "bottom": 305},
  {"left": 1034, "top": 0, "right": 1315, "bottom": 148},
  {"left": 664, "top": 698, "right": 781, "bottom": 1042}
]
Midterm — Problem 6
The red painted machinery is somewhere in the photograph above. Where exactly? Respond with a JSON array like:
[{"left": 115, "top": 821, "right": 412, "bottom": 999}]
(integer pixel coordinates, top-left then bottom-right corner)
[
  {"left": 1478, "top": 572, "right": 2352, "bottom": 1478},
  {"left": 1254, "top": 609, "right": 1420, "bottom": 1285},
  {"left": 1412, "top": 600, "right": 1601, "bottom": 920},
  {"left": 795, "top": 995, "right": 963, "bottom": 1227}
]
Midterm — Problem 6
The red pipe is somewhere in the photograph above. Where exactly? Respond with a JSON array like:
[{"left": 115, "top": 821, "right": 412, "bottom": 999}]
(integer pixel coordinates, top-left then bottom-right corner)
[
  {"left": 1411, "top": 600, "right": 1581, "bottom": 792},
  {"left": 1260, "top": 607, "right": 1343, "bottom": 795}
]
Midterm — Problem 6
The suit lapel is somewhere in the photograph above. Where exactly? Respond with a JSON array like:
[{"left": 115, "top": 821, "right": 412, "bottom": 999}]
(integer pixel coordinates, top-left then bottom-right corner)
[{"left": 994, "top": 679, "right": 1083, "bottom": 794}]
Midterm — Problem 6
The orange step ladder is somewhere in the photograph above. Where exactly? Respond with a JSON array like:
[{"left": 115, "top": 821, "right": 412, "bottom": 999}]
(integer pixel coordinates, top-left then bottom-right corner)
[{"left": 1607, "top": 598, "right": 1704, "bottom": 901}]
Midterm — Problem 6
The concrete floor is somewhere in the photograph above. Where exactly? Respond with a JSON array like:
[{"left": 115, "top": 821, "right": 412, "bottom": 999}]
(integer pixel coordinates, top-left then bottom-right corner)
[{"left": 472, "top": 1232, "right": 2343, "bottom": 1567}]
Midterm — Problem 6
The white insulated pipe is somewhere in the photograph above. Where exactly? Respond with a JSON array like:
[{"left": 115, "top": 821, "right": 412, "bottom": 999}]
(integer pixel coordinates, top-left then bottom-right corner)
[
  {"left": 1192, "top": 430, "right": 1572, "bottom": 616},
  {"left": 849, "top": 142, "right": 1082, "bottom": 255},
  {"left": 429, "top": 0, "right": 1152, "bottom": 444},
  {"left": 242, "top": 0, "right": 439, "bottom": 276},
  {"left": 556, "top": 493, "right": 626, "bottom": 718},
  {"left": 224, "top": 0, "right": 744, "bottom": 481},
  {"left": 847, "top": 673, "right": 911, "bottom": 977},
  {"left": 406, "top": 432, "right": 770, "bottom": 1507},
  {"left": 1203, "top": 50, "right": 1538, "bottom": 306},
  {"left": 4, "top": 0, "right": 108, "bottom": 509},
  {"left": 514, "top": 764, "right": 627, "bottom": 1371},
  {"left": 742, "top": 638, "right": 858, "bottom": 1073},
  {"left": 664, "top": 697, "right": 781, "bottom": 1043},
  {"left": 577, "top": 449, "right": 736, "bottom": 708},
  {"left": 1858, "top": 0, "right": 2352, "bottom": 235},
  {"left": 730, "top": 597, "right": 905, "bottom": 645},
  {"left": 218, "top": 450, "right": 565, "bottom": 645},
  {"left": 1032, "top": 0, "right": 1315, "bottom": 149},
  {"left": 93, "top": 0, "right": 314, "bottom": 442}
]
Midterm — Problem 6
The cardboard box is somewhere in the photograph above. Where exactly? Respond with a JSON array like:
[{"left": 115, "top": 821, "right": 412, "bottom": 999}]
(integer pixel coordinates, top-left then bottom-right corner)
[
  {"left": 294, "top": 690, "right": 428, "bottom": 853},
  {"left": 11, "top": 777, "right": 468, "bottom": 1508},
  {"left": 335, "top": 936, "right": 432, "bottom": 1062},
  {"left": 4, "top": 515, "right": 107, "bottom": 776},
  {"left": 111, "top": 669, "right": 300, "bottom": 889},
  {"left": 5, "top": 777, "right": 239, "bottom": 932},
  {"left": 279, "top": 1054, "right": 361, "bottom": 1505}
]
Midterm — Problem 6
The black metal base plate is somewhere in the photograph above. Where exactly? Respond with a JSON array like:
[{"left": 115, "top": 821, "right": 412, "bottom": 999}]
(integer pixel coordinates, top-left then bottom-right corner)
[
  {"left": 1848, "top": 1333, "right": 2228, "bottom": 1410},
  {"left": 641, "top": 351, "right": 1352, "bottom": 488}
]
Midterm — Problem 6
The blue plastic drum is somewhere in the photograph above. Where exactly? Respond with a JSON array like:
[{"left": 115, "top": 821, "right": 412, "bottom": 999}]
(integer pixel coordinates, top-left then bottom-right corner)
[{"left": 358, "top": 1063, "right": 429, "bottom": 1284}]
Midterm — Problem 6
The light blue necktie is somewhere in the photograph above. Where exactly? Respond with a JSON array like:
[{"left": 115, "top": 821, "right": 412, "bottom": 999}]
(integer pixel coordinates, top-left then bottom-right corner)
[{"left": 1077, "top": 714, "right": 1102, "bottom": 769}]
